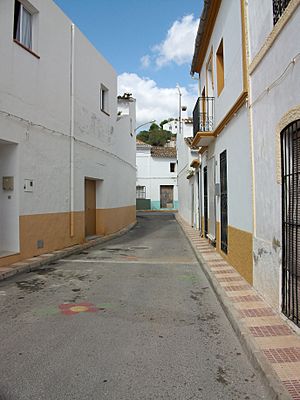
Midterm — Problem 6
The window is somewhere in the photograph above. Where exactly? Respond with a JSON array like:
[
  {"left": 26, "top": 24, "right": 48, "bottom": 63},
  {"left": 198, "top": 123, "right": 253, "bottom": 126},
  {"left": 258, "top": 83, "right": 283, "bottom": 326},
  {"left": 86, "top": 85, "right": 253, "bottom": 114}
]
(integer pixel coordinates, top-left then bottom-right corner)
[
  {"left": 273, "top": 0, "right": 291, "bottom": 25},
  {"left": 170, "top": 162, "right": 176, "bottom": 173},
  {"left": 206, "top": 48, "right": 214, "bottom": 97},
  {"left": 201, "top": 86, "right": 206, "bottom": 115},
  {"left": 100, "top": 85, "right": 109, "bottom": 114},
  {"left": 14, "top": 0, "right": 33, "bottom": 50},
  {"left": 136, "top": 186, "right": 146, "bottom": 199},
  {"left": 281, "top": 119, "right": 300, "bottom": 326},
  {"left": 216, "top": 39, "right": 224, "bottom": 96}
]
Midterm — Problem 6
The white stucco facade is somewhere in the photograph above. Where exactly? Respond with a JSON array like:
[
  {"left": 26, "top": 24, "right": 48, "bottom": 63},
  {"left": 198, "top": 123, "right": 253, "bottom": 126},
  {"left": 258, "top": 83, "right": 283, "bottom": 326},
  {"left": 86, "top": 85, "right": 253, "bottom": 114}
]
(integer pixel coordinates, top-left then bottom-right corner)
[
  {"left": 177, "top": 120, "right": 200, "bottom": 227},
  {"left": 136, "top": 143, "right": 178, "bottom": 210},
  {"left": 248, "top": 1, "right": 300, "bottom": 309},
  {"left": 162, "top": 120, "right": 179, "bottom": 135},
  {"left": 188, "top": 0, "right": 254, "bottom": 284},
  {"left": 0, "top": 0, "right": 136, "bottom": 266}
]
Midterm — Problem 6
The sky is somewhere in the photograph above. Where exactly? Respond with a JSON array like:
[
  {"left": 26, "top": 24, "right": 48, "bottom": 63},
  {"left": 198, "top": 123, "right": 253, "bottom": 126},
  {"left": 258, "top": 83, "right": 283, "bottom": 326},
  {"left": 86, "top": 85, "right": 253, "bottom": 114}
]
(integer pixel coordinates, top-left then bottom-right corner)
[{"left": 53, "top": 0, "right": 203, "bottom": 128}]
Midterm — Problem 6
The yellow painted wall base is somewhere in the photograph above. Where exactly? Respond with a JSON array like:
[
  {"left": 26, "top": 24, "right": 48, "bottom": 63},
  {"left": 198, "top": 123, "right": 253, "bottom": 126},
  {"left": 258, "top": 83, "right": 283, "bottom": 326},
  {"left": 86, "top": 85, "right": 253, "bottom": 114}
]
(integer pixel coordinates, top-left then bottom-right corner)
[
  {"left": 0, "top": 212, "right": 85, "bottom": 268},
  {"left": 0, "top": 205, "right": 136, "bottom": 268},
  {"left": 201, "top": 216, "right": 205, "bottom": 237},
  {"left": 216, "top": 222, "right": 253, "bottom": 284},
  {"left": 96, "top": 205, "right": 136, "bottom": 235}
]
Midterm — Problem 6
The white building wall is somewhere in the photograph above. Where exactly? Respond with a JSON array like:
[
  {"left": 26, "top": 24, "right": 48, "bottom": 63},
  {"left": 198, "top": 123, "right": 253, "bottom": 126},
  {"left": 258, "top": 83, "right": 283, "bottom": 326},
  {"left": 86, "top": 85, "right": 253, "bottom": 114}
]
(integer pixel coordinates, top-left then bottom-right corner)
[
  {"left": 199, "top": 0, "right": 244, "bottom": 127},
  {"left": 163, "top": 120, "right": 179, "bottom": 135},
  {"left": 248, "top": 3, "right": 300, "bottom": 308},
  {"left": 210, "top": 108, "right": 253, "bottom": 233},
  {"left": 247, "top": 0, "right": 273, "bottom": 63},
  {"left": 0, "top": 0, "right": 136, "bottom": 264},
  {"left": 182, "top": 122, "right": 193, "bottom": 138},
  {"left": 190, "top": 0, "right": 253, "bottom": 283},
  {"left": 177, "top": 120, "right": 200, "bottom": 226}
]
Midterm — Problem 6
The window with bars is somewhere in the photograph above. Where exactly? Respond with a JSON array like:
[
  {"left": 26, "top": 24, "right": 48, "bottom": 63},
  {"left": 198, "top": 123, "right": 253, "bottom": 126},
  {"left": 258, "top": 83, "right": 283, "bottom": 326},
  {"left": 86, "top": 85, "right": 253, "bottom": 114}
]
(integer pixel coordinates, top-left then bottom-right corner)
[
  {"left": 136, "top": 186, "right": 146, "bottom": 199},
  {"left": 220, "top": 150, "right": 228, "bottom": 254},
  {"left": 273, "top": 0, "right": 291, "bottom": 25},
  {"left": 281, "top": 119, "right": 300, "bottom": 327}
]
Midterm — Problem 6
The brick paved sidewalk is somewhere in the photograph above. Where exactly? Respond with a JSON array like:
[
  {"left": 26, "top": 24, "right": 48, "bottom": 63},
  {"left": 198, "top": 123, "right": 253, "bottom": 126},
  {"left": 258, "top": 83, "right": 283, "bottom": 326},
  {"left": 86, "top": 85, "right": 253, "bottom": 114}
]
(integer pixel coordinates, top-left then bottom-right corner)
[{"left": 176, "top": 214, "right": 300, "bottom": 400}]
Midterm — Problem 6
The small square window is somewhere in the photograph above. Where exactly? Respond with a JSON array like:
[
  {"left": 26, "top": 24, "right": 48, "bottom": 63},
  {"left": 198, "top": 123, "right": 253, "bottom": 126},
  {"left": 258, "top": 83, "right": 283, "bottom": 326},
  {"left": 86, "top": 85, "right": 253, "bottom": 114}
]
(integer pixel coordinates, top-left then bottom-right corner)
[
  {"left": 100, "top": 85, "right": 109, "bottom": 114},
  {"left": 136, "top": 186, "right": 146, "bottom": 199},
  {"left": 14, "top": 0, "right": 33, "bottom": 50},
  {"left": 170, "top": 162, "right": 176, "bottom": 173}
]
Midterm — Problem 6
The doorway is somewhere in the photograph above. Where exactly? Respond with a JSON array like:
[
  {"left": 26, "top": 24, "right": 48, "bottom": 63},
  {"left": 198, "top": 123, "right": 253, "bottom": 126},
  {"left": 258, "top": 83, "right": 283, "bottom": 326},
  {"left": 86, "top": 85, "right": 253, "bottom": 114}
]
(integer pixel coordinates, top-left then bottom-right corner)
[
  {"left": 208, "top": 156, "right": 216, "bottom": 240},
  {"left": 191, "top": 183, "right": 194, "bottom": 227},
  {"left": 0, "top": 140, "right": 19, "bottom": 255},
  {"left": 160, "top": 185, "right": 174, "bottom": 209},
  {"left": 85, "top": 179, "right": 96, "bottom": 237},
  {"left": 203, "top": 166, "right": 208, "bottom": 237},
  {"left": 220, "top": 150, "right": 228, "bottom": 253}
]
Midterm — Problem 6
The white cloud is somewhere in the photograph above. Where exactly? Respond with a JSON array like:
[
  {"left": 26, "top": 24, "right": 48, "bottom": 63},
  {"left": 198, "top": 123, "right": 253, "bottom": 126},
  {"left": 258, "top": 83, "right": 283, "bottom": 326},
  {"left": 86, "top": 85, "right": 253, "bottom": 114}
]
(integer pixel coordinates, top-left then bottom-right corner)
[
  {"left": 152, "top": 14, "right": 199, "bottom": 68},
  {"left": 140, "top": 55, "right": 151, "bottom": 68},
  {"left": 118, "top": 73, "right": 198, "bottom": 128}
]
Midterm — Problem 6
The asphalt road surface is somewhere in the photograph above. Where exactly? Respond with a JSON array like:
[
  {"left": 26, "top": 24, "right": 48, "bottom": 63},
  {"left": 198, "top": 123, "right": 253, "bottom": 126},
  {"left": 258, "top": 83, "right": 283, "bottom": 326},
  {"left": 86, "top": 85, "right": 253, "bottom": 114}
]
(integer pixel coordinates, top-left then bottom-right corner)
[{"left": 0, "top": 212, "right": 270, "bottom": 400}]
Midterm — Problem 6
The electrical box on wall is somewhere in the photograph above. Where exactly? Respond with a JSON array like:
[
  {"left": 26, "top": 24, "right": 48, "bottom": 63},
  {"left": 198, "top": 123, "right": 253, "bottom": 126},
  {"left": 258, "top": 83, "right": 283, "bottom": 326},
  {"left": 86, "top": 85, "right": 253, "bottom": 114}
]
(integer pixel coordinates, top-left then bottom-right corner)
[
  {"left": 24, "top": 179, "right": 34, "bottom": 192},
  {"left": 3, "top": 176, "right": 14, "bottom": 191}
]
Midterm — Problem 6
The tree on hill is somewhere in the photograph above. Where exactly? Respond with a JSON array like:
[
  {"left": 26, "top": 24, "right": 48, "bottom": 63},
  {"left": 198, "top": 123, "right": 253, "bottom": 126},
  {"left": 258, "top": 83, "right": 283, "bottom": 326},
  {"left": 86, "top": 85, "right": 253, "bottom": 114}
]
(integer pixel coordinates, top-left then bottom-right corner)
[
  {"left": 149, "top": 122, "right": 160, "bottom": 131},
  {"left": 137, "top": 120, "right": 172, "bottom": 146}
]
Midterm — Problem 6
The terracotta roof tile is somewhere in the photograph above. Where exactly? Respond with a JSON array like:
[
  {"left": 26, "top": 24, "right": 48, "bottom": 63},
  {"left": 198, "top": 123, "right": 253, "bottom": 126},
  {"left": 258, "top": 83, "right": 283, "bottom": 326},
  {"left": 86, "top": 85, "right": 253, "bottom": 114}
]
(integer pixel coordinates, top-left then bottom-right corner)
[
  {"left": 151, "top": 146, "right": 177, "bottom": 158},
  {"left": 136, "top": 139, "right": 151, "bottom": 147}
]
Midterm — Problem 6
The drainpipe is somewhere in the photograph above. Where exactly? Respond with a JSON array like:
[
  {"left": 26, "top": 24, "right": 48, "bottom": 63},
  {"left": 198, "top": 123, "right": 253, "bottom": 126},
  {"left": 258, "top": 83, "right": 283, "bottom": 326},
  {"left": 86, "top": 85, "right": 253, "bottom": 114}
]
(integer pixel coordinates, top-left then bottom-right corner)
[{"left": 70, "top": 23, "right": 75, "bottom": 237}]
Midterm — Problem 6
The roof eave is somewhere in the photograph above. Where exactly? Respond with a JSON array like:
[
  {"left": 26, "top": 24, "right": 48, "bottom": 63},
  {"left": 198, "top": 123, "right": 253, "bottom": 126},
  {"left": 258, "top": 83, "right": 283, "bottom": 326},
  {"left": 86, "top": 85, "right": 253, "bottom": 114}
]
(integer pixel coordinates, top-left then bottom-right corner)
[{"left": 191, "top": 0, "right": 222, "bottom": 75}]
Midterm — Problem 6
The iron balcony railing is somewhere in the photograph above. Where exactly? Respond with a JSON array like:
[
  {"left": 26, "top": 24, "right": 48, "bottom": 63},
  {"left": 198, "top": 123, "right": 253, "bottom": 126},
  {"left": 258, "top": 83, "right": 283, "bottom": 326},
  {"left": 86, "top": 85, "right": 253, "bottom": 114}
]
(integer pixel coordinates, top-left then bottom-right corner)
[
  {"left": 193, "top": 97, "right": 214, "bottom": 137},
  {"left": 273, "top": 0, "right": 291, "bottom": 25}
]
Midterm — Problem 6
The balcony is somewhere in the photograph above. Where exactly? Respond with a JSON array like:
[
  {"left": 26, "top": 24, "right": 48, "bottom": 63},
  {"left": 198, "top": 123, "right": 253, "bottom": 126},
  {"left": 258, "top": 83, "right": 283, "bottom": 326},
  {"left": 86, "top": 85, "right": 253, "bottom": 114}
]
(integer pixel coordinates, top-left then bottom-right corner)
[
  {"left": 273, "top": 0, "right": 291, "bottom": 25},
  {"left": 193, "top": 97, "right": 214, "bottom": 137}
]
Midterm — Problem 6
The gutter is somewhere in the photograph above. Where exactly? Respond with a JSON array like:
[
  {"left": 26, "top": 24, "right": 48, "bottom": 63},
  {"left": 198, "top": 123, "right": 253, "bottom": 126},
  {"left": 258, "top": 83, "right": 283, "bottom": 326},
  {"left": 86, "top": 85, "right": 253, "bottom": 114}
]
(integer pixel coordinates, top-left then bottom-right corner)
[{"left": 191, "top": 0, "right": 214, "bottom": 75}]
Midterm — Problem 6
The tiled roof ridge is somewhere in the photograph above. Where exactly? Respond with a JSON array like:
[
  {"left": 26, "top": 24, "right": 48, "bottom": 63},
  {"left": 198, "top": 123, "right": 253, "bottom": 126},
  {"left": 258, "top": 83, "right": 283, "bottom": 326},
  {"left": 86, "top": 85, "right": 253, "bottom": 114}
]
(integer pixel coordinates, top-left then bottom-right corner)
[{"left": 151, "top": 146, "right": 177, "bottom": 158}]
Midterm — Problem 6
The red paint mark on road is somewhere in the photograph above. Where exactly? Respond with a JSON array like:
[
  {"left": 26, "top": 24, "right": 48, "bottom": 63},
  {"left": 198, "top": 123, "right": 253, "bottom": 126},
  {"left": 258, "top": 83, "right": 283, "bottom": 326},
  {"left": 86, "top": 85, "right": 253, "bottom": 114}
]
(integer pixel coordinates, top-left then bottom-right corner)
[{"left": 59, "top": 302, "right": 103, "bottom": 315}]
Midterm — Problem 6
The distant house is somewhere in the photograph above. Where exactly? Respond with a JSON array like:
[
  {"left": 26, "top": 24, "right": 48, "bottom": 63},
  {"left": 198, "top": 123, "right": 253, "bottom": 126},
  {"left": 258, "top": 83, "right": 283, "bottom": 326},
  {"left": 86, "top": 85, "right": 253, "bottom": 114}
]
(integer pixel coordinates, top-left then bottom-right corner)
[
  {"left": 162, "top": 120, "right": 179, "bottom": 135},
  {"left": 136, "top": 141, "right": 178, "bottom": 210}
]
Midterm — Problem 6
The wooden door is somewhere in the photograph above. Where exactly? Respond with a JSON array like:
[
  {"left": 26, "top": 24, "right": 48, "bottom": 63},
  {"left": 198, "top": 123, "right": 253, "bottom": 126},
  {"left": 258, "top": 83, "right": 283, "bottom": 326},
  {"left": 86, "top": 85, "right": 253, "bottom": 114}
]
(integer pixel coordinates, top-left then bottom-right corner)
[
  {"left": 160, "top": 185, "right": 174, "bottom": 209},
  {"left": 85, "top": 179, "right": 96, "bottom": 236}
]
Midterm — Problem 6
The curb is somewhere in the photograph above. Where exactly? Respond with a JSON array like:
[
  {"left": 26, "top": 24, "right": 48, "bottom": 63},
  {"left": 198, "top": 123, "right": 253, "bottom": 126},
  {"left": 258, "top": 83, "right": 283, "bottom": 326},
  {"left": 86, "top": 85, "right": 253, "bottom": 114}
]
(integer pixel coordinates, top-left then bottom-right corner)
[
  {"left": 175, "top": 214, "right": 292, "bottom": 400},
  {"left": 137, "top": 210, "right": 178, "bottom": 213},
  {"left": 0, "top": 221, "right": 137, "bottom": 283}
]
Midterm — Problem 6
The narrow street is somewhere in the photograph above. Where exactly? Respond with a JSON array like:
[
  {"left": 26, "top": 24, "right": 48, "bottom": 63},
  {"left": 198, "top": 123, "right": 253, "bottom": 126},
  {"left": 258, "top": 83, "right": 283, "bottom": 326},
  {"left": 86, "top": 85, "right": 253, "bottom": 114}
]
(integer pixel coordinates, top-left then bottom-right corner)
[{"left": 0, "top": 213, "right": 269, "bottom": 400}]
